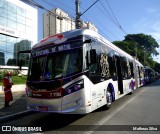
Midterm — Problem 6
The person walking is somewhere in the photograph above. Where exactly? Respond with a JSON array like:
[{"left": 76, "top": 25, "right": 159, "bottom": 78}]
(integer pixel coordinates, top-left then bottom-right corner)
[{"left": 3, "top": 72, "right": 13, "bottom": 107}]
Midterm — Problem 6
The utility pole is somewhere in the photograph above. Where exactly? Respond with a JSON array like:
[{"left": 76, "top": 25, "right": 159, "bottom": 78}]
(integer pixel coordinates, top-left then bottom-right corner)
[
  {"left": 75, "top": 0, "right": 99, "bottom": 29},
  {"left": 135, "top": 42, "right": 137, "bottom": 59},
  {"left": 75, "top": 0, "right": 81, "bottom": 29}
]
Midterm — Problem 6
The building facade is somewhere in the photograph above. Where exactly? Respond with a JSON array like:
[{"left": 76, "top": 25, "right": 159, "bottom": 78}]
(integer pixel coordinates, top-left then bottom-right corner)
[
  {"left": 43, "top": 8, "right": 75, "bottom": 38},
  {"left": 0, "top": 0, "right": 38, "bottom": 67},
  {"left": 43, "top": 8, "right": 98, "bottom": 38}
]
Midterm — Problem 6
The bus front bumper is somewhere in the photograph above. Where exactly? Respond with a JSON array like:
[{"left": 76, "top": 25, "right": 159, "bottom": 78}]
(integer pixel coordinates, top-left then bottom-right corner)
[{"left": 27, "top": 97, "right": 89, "bottom": 114}]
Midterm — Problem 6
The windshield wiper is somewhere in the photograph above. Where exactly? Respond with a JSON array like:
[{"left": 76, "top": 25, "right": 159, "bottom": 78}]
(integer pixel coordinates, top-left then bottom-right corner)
[{"left": 55, "top": 73, "right": 63, "bottom": 78}]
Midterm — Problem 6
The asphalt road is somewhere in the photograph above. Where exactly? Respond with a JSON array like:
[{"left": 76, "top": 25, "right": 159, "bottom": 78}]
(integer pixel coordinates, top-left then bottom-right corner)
[{"left": 1, "top": 80, "right": 160, "bottom": 134}]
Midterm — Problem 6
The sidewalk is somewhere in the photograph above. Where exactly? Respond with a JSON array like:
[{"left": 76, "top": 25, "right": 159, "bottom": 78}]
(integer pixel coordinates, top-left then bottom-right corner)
[{"left": 0, "top": 85, "right": 32, "bottom": 123}]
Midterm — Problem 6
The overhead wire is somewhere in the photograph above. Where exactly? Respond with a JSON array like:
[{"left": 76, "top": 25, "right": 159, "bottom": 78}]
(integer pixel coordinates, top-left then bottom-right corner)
[
  {"left": 22, "top": 0, "right": 126, "bottom": 41},
  {"left": 105, "top": 0, "right": 121, "bottom": 27},
  {"left": 79, "top": 1, "right": 121, "bottom": 41},
  {"left": 99, "top": 0, "right": 128, "bottom": 35}
]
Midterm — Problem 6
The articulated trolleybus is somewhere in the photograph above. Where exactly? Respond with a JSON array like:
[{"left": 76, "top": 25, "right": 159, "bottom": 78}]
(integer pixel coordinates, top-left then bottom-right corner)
[{"left": 22, "top": 29, "right": 143, "bottom": 114}]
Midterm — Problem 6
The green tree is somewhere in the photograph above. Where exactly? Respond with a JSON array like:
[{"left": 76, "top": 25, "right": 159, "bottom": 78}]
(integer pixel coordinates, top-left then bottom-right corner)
[
  {"left": 112, "top": 41, "right": 135, "bottom": 56},
  {"left": 124, "top": 34, "right": 159, "bottom": 57},
  {"left": 113, "top": 33, "right": 159, "bottom": 67},
  {"left": 154, "top": 62, "right": 160, "bottom": 74}
]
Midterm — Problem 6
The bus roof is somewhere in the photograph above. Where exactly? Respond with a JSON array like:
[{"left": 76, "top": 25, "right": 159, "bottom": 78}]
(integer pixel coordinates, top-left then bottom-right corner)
[
  {"left": 135, "top": 59, "right": 143, "bottom": 66},
  {"left": 34, "top": 29, "right": 133, "bottom": 60}
]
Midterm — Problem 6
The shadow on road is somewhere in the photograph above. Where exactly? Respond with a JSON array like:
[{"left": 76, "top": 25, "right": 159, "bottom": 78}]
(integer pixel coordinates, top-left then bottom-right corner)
[
  {"left": 29, "top": 112, "right": 85, "bottom": 131},
  {"left": 144, "top": 79, "right": 160, "bottom": 87},
  {"left": 0, "top": 94, "right": 27, "bottom": 118}
]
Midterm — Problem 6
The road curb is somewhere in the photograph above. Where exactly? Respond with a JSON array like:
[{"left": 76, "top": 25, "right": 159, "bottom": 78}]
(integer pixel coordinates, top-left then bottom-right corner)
[{"left": 0, "top": 110, "right": 34, "bottom": 123}]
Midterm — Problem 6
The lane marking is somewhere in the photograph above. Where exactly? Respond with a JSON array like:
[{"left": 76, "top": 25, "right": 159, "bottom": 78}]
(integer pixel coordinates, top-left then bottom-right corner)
[{"left": 84, "top": 88, "right": 146, "bottom": 134}]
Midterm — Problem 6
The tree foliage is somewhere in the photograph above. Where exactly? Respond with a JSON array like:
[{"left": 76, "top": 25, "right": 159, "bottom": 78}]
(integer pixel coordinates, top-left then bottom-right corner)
[
  {"left": 154, "top": 62, "right": 160, "bottom": 74},
  {"left": 113, "top": 33, "right": 159, "bottom": 68},
  {"left": 124, "top": 34, "right": 159, "bottom": 57}
]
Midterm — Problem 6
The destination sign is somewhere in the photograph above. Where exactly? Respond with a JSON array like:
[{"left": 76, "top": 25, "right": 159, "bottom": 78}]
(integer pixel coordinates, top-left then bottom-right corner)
[{"left": 32, "top": 41, "right": 82, "bottom": 57}]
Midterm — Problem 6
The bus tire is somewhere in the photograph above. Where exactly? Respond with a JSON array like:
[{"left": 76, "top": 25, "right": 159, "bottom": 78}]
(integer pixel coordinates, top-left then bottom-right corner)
[
  {"left": 129, "top": 90, "right": 133, "bottom": 95},
  {"left": 103, "top": 87, "right": 112, "bottom": 110}
]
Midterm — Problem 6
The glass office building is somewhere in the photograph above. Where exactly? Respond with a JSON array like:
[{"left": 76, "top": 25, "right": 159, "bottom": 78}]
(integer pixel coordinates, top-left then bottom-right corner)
[{"left": 0, "top": 0, "right": 37, "bottom": 67}]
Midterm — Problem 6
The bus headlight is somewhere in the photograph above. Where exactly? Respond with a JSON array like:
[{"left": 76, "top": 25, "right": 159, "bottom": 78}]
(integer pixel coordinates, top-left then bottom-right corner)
[{"left": 64, "top": 79, "right": 84, "bottom": 95}]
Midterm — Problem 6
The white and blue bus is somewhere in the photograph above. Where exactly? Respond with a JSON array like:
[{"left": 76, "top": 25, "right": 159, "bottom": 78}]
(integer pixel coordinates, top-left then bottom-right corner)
[{"left": 20, "top": 29, "right": 144, "bottom": 114}]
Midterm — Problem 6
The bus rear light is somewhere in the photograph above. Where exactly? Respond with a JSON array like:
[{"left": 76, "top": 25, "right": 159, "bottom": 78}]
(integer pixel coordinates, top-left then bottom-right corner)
[{"left": 64, "top": 79, "right": 84, "bottom": 96}]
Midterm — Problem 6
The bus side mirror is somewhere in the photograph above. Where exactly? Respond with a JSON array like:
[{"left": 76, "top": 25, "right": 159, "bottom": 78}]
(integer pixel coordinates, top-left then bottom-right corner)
[{"left": 87, "top": 49, "right": 97, "bottom": 65}]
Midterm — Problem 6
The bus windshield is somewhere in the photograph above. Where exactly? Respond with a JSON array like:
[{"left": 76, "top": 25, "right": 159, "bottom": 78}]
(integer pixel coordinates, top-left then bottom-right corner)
[
  {"left": 28, "top": 48, "right": 83, "bottom": 81},
  {"left": 28, "top": 56, "right": 46, "bottom": 81}
]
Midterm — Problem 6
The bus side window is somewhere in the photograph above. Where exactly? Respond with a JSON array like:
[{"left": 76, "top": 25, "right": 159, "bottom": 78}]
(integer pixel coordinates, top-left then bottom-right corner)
[
  {"left": 108, "top": 53, "right": 117, "bottom": 80},
  {"left": 120, "top": 57, "right": 131, "bottom": 80},
  {"left": 130, "top": 61, "right": 134, "bottom": 78},
  {"left": 87, "top": 40, "right": 101, "bottom": 84}
]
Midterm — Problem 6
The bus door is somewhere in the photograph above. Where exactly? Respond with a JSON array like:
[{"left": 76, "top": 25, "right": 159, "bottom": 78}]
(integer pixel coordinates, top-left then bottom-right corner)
[{"left": 115, "top": 56, "right": 123, "bottom": 94}]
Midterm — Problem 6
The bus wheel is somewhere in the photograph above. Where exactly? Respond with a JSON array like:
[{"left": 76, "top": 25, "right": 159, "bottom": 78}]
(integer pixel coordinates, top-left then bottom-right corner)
[{"left": 103, "top": 87, "right": 112, "bottom": 110}]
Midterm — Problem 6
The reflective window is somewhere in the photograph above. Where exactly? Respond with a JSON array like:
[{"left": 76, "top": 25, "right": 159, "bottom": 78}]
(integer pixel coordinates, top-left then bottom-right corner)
[
  {"left": 17, "top": 15, "right": 25, "bottom": 24},
  {"left": 17, "top": 6, "right": 25, "bottom": 17},
  {"left": 26, "top": 26, "right": 32, "bottom": 34},
  {"left": 26, "top": 11, "right": 32, "bottom": 19},
  {"left": 0, "top": 8, "right": 7, "bottom": 18},
  {"left": 7, "top": 36, "right": 17, "bottom": 43},
  {"left": 0, "top": 51, "right": 5, "bottom": 65},
  {"left": 0, "top": 1, "right": 35, "bottom": 67},
  {"left": 0, "top": 36, "right": 32, "bottom": 66},
  {"left": 6, "top": 52, "right": 14, "bottom": 65},
  {"left": 26, "top": 18, "right": 33, "bottom": 27},
  {"left": 0, "top": 16, "right": 7, "bottom": 26},
  {"left": 7, "top": 42, "right": 14, "bottom": 54},
  {"left": 0, "top": 41, "right": 6, "bottom": 52},
  {"left": 0, "top": 34, "right": 6, "bottom": 42},
  {"left": 8, "top": 19, "right": 16, "bottom": 29},
  {"left": 8, "top": 2, "right": 16, "bottom": 13},
  {"left": 17, "top": 23, "right": 25, "bottom": 32},
  {"left": 8, "top": 10, "right": 17, "bottom": 21},
  {"left": 0, "top": 0, "right": 7, "bottom": 9}
]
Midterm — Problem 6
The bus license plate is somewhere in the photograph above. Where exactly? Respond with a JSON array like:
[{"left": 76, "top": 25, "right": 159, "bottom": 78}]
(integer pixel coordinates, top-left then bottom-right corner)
[{"left": 38, "top": 106, "right": 48, "bottom": 111}]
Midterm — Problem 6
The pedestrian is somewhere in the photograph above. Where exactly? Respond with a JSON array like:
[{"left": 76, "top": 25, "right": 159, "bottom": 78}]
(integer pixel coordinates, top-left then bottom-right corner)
[{"left": 3, "top": 71, "right": 13, "bottom": 107}]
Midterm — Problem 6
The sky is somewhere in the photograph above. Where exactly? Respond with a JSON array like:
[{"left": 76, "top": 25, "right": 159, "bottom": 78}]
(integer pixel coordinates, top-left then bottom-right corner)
[{"left": 32, "top": 0, "right": 160, "bottom": 63}]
